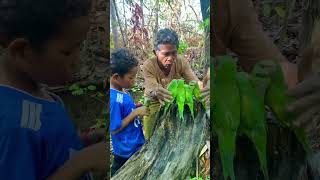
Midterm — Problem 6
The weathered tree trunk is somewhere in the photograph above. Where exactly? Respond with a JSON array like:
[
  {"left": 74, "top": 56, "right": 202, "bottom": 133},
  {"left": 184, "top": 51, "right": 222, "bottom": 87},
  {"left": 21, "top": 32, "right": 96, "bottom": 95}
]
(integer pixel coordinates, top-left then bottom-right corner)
[
  {"left": 111, "top": 104, "right": 209, "bottom": 180},
  {"left": 122, "top": 0, "right": 128, "bottom": 44},
  {"left": 200, "top": 0, "right": 210, "bottom": 71},
  {"left": 153, "top": 0, "right": 159, "bottom": 42},
  {"left": 299, "top": 0, "right": 320, "bottom": 51},
  {"left": 77, "top": 0, "right": 108, "bottom": 86},
  {"left": 112, "top": 0, "right": 126, "bottom": 46},
  {"left": 111, "top": 0, "right": 119, "bottom": 48},
  {"left": 140, "top": 0, "right": 145, "bottom": 28}
]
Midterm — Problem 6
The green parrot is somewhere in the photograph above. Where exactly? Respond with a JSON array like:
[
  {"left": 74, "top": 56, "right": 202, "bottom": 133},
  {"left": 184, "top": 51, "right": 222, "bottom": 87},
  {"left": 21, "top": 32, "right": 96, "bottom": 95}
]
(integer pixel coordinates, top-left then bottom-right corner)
[
  {"left": 164, "top": 79, "right": 178, "bottom": 113},
  {"left": 258, "top": 61, "right": 311, "bottom": 154},
  {"left": 176, "top": 79, "right": 186, "bottom": 120},
  {"left": 236, "top": 72, "right": 269, "bottom": 180},
  {"left": 189, "top": 80, "right": 206, "bottom": 109},
  {"left": 189, "top": 80, "right": 200, "bottom": 99},
  {"left": 184, "top": 84, "right": 194, "bottom": 119},
  {"left": 249, "top": 76, "right": 271, "bottom": 99},
  {"left": 212, "top": 55, "right": 241, "bottom": 180}
]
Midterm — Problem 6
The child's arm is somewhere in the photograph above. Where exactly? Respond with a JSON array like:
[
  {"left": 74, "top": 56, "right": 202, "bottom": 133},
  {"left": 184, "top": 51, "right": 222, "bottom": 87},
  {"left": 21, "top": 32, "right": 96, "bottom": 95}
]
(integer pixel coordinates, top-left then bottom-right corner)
[
  {"left": 0, "top": 130, "right": 107, "bottom": 180},
  {"left": 111, "top": 106, "right": 146, "bottom": 134},
  {"left": 81, "top": 128, "right": 107, "bottom": 146},
  {"left": 47, "top": 142, "right": 108, "bottom": 180},
  {"left": 46, "top": 153, "right": 88, "bottom": 180}
]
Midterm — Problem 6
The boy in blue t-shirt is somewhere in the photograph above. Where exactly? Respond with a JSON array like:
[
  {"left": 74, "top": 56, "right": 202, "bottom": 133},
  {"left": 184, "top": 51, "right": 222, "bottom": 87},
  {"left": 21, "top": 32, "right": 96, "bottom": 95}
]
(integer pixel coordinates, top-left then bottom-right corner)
[
  {"left": 0, "top": 0, "right": 107, "bottom": 179},
  {"left": 110, "top": 48, "right": 146, "bottom": 176}
]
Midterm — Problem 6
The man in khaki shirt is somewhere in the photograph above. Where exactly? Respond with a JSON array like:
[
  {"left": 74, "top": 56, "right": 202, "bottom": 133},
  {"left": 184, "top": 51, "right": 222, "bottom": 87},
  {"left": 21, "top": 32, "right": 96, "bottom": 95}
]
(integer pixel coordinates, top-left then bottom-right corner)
[
  {"left": 142, "top": 28, "right": 209, "bottom": 140},
  {"left": 143, "top": 54, "right": 201, "bottom": 103}
]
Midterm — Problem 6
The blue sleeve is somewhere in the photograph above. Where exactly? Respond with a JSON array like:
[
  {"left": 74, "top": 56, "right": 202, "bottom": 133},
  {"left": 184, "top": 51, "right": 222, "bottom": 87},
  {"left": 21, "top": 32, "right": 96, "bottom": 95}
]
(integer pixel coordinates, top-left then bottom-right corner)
[
  {"left": 110, "top": 101, "right": 122, "bottom": 132},
  {"left": 0, "top": 129, "right": 45, "bottom": 180}
]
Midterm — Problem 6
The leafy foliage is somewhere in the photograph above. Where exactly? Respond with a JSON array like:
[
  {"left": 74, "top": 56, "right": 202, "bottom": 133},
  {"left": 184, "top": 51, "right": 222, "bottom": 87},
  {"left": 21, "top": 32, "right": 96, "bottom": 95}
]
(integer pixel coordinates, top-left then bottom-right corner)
[
  {"left": 69, "top": 83, "right": 98, "bottom": 96},
  {"left": 199, "top": 18, "right": 210, "bottom": 31},
  {"left": 178, "top": 40, "right": 189, "bottom": 54},
  {"left": 261, "top": 2, "right": 286, "bottom": 19},
  {"left": 190, "top": 177, "right": 210, "bottom": 180}
]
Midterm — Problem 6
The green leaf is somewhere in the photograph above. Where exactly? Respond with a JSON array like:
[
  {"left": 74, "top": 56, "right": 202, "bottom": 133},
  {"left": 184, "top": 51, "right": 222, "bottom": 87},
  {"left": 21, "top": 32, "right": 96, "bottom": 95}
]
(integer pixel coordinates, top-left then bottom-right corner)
[
  {"left": 199, "top": 18, "right": 210, "bottom": 30},
  {"left": 159, "top": 14, "right": 165, "bottom": 20},
  {"left": 97, "top": 92, "right": 104, "bottom": 97},
  {"left": 69, "top": 83, "right": 79, "bottom": 91},
  {"left": 178, "top": 40, "right": 188, "bottom": 54},
  {"left": 87, "top": 85, "right": 96, "bottom": 91},
  {"left": 73, "top": 89, "right": 84, "bottom": 95},
  {"left": 190, "top": 178, "right": 203, "bottom": 180},
  {"left": 274, "top": 6, "right": 286, "bottom": 18}
]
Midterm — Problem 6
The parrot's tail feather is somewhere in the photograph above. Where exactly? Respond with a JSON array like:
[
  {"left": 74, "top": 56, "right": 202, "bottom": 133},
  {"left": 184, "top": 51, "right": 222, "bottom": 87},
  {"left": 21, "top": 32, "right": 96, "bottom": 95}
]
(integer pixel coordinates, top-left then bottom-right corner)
[{"left": 217, "top": 131, "right": 237, "bottom": 180}]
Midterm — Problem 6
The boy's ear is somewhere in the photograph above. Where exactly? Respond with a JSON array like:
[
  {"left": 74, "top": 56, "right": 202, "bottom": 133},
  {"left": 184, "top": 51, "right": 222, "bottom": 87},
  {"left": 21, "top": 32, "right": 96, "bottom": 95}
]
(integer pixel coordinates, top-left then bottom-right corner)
[
  {"left": 7, "top": 38, "right": 34, "bottom": 64},
  {"left": 111, "top": 73, "right": 121, "bottom": 80}
]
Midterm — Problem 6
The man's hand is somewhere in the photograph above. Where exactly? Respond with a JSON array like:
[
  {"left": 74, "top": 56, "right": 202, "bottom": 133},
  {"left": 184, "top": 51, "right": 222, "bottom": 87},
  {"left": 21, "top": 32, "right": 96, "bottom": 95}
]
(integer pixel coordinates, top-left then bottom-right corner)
[
  {"left": 252, "top": 60, "right": 277, "bottom": 77},
  {"left": 153, "top": 86, "right": 173, "bottom": 105},
  {"left": 280, "top": 61, "right": 298, "bottom": 89},
  {"left": 287, "top": 75, "right": 320, "bottom": 133},
  {"left": 201, "top": 81, "right": 210, "bottom": 108},
  {"left": 252, "top": 60, "right": 297, "bottom": 89}
]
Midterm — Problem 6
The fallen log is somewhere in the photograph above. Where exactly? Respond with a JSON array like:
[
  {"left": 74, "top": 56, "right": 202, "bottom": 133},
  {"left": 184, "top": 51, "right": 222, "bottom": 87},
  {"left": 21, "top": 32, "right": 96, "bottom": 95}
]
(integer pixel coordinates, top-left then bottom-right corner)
[{"left": 111, "top": 103, "right": 209, "bottom": 179}]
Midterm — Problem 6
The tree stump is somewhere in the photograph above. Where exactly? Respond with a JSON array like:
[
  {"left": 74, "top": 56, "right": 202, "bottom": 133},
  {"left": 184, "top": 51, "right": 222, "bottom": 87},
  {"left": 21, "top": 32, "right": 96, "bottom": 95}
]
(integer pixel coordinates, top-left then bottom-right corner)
[{"left": 111, "top": 104, "right": 209, "bottom": 179}]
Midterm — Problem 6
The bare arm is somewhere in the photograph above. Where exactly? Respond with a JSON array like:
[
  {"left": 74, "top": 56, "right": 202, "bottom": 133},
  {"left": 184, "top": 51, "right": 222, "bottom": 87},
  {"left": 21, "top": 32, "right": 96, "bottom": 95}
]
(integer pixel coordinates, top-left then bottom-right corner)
[
  {"left": 111, "top": 106, "right": 146, "bottom": 135},
  {"left": 81, "top": 128, "right": 107, "bottom": 146},
  {"left": 47, "top": 142, "right": 108, "bottom": 180},
  {"left": 228, "top": 0, "right": 298, "bottom": 87},
  {"left": 111, "top": 108, "right": 140, "bottom": 135},
  {"left": 47, "top": 153, "right": 88, "bottom": 180}
]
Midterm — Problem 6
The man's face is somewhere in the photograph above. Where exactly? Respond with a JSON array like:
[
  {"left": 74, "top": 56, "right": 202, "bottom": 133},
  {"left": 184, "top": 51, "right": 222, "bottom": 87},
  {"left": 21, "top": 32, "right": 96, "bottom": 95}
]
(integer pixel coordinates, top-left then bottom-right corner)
[
  {"left": 155, "top": 44, "right": 178, "bottom": 70},
  {"left": 25, "top": 16, "right": 90, "bottom": 86}
]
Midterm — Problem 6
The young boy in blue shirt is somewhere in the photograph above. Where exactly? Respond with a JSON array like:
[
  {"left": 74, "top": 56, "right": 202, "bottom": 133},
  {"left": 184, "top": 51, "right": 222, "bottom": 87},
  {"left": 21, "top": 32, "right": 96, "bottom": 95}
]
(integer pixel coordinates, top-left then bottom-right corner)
[
  {"left": 110, "top": 48, "right": 146, "bottom": 176},
  {"left": 0, "top": 0, "right": 107, "bottom": 179}
]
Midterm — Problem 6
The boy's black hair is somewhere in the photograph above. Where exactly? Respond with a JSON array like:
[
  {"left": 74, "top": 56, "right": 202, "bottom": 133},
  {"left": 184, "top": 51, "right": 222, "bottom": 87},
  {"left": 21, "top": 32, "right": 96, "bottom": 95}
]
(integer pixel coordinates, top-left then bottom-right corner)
[
  {"left": 154, "top": 28, "right": 179, "bottom": 50},
  {"left": 111, "top": 48, "right": 139, "bottom": 76},
  {"left": 0, "top": 0, "right": 90, "bottom": 49}
]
